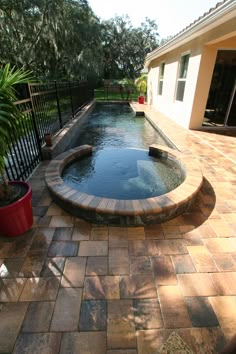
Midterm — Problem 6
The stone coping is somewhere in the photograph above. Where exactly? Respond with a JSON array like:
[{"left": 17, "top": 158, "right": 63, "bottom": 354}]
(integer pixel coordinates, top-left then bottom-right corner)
[{"left": 45, "top": 144, "right": 203, "bottom": 225}]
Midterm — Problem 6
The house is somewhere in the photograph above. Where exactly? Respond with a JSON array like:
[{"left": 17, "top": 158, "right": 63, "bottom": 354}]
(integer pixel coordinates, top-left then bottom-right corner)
[{"left": 145, "top": 0, "right": 236, "bottom": 129}]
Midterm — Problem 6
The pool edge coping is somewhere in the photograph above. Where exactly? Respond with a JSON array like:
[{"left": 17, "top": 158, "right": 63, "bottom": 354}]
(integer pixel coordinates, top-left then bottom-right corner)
[{"left": 45, "top": 144, "right": 203, "bottom": 224}]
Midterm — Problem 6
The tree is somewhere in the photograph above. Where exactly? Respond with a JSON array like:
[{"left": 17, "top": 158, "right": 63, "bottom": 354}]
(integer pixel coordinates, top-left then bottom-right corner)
[
  {"left": 101, "top": 16, "right": 159, "bottom": 79},
  {"left": 0, "top": 0, "right": 103, "bottom": 81}
]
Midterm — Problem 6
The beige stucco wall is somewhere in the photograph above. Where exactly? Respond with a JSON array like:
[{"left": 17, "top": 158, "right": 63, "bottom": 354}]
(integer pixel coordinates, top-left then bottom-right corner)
[{"left": 147, "top": 17, "right": 236, "bottom": 129}]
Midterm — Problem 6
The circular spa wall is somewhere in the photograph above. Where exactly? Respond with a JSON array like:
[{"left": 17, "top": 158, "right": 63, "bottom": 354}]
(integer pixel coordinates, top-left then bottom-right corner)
[{"left": 45, "top": 145, "right": 202, "bottom": 226}]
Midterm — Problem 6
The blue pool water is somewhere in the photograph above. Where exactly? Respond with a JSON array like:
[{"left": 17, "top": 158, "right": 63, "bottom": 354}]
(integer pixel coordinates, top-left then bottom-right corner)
[
  {"left": 62, "top": 148, "right": 184, "bottom": 199},
  {"left": 71, "top": 103, "right": 173, "bottom": 149},
  {"left": 63, "top": 104, "right": 182, "bottom": 200}
]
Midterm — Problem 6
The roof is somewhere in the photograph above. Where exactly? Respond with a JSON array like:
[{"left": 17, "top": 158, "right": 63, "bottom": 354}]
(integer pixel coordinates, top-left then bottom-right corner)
[{"left": 145, "top": 0, "right": 236, "bottom": 67}]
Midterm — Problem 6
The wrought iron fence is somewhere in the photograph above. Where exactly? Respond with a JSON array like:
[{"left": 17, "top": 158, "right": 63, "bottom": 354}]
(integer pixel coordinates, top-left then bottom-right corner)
[{"left": 5, "top": 81, "right": 94, "bottom": 181}]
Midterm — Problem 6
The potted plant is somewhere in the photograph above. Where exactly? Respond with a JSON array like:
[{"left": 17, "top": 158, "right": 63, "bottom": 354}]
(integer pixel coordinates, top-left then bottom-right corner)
[
  {"left": 118, "top": 78, "right": 135, "bottom": 101},
  {"left": 135, "top": 74, "right": 147, "bottom": 104},
  {"left": 0, "top": 64, "right": 34, "bottom": 237}
]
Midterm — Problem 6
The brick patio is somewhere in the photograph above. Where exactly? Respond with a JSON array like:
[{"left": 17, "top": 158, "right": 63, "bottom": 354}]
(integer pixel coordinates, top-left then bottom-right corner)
[{"left": 0, "top": 103, "right": 235, "bottom": 353}]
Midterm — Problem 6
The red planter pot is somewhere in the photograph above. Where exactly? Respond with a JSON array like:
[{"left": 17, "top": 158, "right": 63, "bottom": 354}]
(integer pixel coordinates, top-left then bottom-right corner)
[
  {"left": 0, "top": 181, "right": 33, "bottom": 237},
  {"left": 138, "top": 96, "right": 145, "bottom": 104}
]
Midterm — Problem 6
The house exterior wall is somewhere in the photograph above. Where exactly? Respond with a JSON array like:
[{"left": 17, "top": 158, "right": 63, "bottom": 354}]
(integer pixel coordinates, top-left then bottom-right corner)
[{"left": 147, "top": 16, "right": 236, "bottom": 129}]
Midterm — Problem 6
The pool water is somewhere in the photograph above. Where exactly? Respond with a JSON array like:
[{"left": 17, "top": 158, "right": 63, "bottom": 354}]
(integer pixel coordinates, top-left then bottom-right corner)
[
  {"left": 62, "top": 148, "right": 184, "bottom": 199},
  {"left": 71, "top": 103, "right": 173, "bottom": 149}
]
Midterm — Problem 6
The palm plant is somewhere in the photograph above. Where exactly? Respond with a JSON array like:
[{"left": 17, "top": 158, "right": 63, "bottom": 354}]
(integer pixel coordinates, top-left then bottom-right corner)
[
  {"left": 135, "top": 74, "right": 147, "bottom": 96},
  {"left": 0, "top": 64, "right": 33, "bottom": 201}
]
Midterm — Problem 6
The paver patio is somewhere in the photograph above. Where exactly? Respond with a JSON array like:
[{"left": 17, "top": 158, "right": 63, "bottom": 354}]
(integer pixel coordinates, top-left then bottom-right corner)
[{"left": 0, "top": 103, "right": 236, "bottom": 353}]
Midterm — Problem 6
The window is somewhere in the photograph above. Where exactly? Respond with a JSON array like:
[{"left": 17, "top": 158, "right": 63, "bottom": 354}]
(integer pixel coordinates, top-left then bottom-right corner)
[
  {"left": 158, "top": 63, "right": 165, "bottom": 95},
  {"left": 176, "top": 54, "right": 190, "bottom": 101}
]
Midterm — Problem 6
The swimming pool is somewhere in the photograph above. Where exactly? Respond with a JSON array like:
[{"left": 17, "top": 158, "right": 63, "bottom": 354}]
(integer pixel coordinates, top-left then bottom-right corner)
[
  {"left": 70, "top": 103, "right": 174, "bottom": 150},
  {"left": 45, "top": 103, "right": 202, "bottom": 225}
]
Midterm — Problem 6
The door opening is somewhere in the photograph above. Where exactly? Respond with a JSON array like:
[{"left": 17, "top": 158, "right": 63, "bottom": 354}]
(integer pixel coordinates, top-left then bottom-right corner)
[{"left": 203, "top": 50, "right": 236, "bottom": 127}]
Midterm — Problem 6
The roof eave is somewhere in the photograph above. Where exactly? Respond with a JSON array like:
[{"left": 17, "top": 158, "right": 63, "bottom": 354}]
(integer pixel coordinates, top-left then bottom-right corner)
[{"left": 145, "top": 0, "right": 236, "bottom": 68}]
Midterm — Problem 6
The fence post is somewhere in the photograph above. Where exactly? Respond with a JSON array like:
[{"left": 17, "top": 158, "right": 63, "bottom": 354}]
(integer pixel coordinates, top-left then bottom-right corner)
[
  {"left": 27, "top": 84, "right": 42, "bottom": 158},
  {"left": 68, "top": 81, "right": 75, "bottom": 118},
  {"left": 54, "top": 81, "right": 63, "bottom": 128}
]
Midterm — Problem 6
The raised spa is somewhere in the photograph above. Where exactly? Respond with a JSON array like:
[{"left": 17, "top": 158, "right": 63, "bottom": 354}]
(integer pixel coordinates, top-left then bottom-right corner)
[{"left": 45, "top": 145, "right": 202, "bottom": 225}]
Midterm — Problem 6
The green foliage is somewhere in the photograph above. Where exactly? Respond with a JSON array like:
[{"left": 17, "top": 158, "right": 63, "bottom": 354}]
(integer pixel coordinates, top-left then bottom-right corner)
[
  {"left": 0, "top": 1, "right": 159, "bottom": 82},
  {"left": 101, "top": 16, "right": 159, "bottom": 80},
  {"left": 135, "top": 74, "right": 147, "bottom": 95},
  {"left": 0, "top": 64, "right": 33, "bottom": 195},
  {"left": 0, "top": 0, "right": 103, "bottom": 81}
]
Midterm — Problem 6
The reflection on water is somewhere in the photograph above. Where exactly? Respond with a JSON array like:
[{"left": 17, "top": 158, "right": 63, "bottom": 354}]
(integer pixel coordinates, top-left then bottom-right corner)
[
  {"left": 71, "top": 104, "right": 172, "bottom": 150},
  {"left": 62, "top": 149, "right": 184, "bottom": 200}
]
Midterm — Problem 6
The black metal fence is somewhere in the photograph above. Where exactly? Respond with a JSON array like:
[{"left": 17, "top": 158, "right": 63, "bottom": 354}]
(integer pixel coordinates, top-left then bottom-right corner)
[{"left": 5, "top": 81, "right": 94, "bottom": 181}]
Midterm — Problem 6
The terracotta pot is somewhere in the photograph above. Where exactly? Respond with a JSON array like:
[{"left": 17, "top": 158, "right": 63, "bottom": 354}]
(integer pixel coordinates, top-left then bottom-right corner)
[
  {"left": 44, "top": 133, "right": 52, "bottom": 147},
  {"left": 0, "top": 181, "right": 33, "bottom": 237}
]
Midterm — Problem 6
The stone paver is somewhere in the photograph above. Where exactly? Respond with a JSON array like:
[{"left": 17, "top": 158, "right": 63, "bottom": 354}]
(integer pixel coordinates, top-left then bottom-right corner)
[{"left": 1, "top": 103, "right": 236, "bottom": 353}]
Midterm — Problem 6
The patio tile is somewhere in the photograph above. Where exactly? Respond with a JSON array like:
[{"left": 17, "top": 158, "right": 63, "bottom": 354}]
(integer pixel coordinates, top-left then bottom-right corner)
[
  {"left": 212, "top": 253, "right": 236, "bottom": 271},
  {"left": 204, "top": 237, "right": 236, "bottom": 252},
  {"left": 184, "top": 297, "right": 219, "bottom": 327},
  {"left": 133, "top": 299, "right": 163, "bottom": 330},
  {"left": 91, "top": 226, "right": 108, "bottom": 240},
  {"left": 6, "top": 236, "right": 33, "bottom": 258},
  {"left": 127, "top": 227, "right": 145, "bottom": 240},
  {"left": 211, "top": 272, "right": 236, "bottom": 295},
  {"left": 72, "top": 226, "right": 90, "bottom": 241},
  {"left": 0, "top": 278, "right": 26, "bottom": 302},
  {"left": 61, "top": 257, "right": 86, "bottom": 287},
  {"left": 0, "top": 258, "right": 24, "bottom": 278},
  {"left": 36, "top": 215, "right": 52, "bottom": 227},
  {"left": 47, "top": 241, "right": 78, "bottom": 257},
  {"left": 187, "top": 245, "right": 217, "bottom": 272},
  {"left": 120, "top": 274, "right": 157, "bottom": 299},
  {"left": 84, "top": 276, "right": 120, "bottom": 299},
  {"left": 161, "top": 225, "right": 182, "bottom": 239},
  {"left": 176, "top": 328, "right": 225, "bottom": 353},
  {"left": 137, "top": 329, "right": 169, "bottom": 354},
  {"left": 20, "top": 254, "right": 46, "bottom": 277},
  {"left": 130, "top": 256, "right": 152, "bottom": 274},
  {"left": 49, "top": 215, "right": 74, "bottom": 227},
  {"left": 152, "top": 255, "right": 177, "bottom": 285},
  {"left": 22, "top": 301, "right": 54, "bottom": 332},
  {"left": 208, "top": 219, "right": 234, "bottom": 237},
  {"left": 198, "top": 224, "right": 218, "bottom": 238},
  {"left": 107, "top": 300, "right": 136, "bottom": 349},
  {"left": 79, "top": 300, "right": 107, "bottom": 331},
  {"left": 209, "top": 296, "right": 236, "bottom": 339},
  {"left": 30, "top": 228, "right": 55, "bottom": 251},
  {"left": 182, "top": 230, "right": 203, "bottom": 246},
  {"left": 20, "top": 277, "right": 60, "bottom": 301},
  {"left": 46, "top": 202, "right": 65, "bottom": 215},
  {"left": 78, "top": 241, "right": 108, "bottom": 256},
  {"left": 109, "top": 248, "right": 129, "bottom": 275},
  {"left": 158, "top": 285, "right": 191, "bottom": 328},
  {"left": 107, "top": 350, "right": 137, "bottom": 354},
  {"left": 171, "top": 254, "right": 196, "bottom": 273},
  {"left": 145, "top": 224, "right": 164, "bottom": 239},
  {"left": 177, "top": 274, "right": 218, "bottom": 296},
  {"left": 128, "top": 240, "right": 149, "bottom": 256},
  {"left": 86, "top": 256, "right": 108, "bottom": 275},
  {"left": 109, "top": 227, "right": 128, "bottom": 247},
  {"left": 50, "top": 288, "right": 82, "bottom": 331},
  {"left": 53, "top": 227, "right": 73, "bottom": 240},
  {"left": 0, "top": 241, "right": 13, "bottom": 258},
  {"left": 60, "top": 332, "right": 106, "bottom": 354},
  {"left": 13, "top": 333, "right": 61, "bottom": 354},
  {"left": 0, "top": 303, "right": 28, "bottom": 353},
  {"left": 156, "top": 239, "right": 187, "bottom": 255},
  {"left": 41, "top": 257, "right": 65, "bottom": 277}
]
